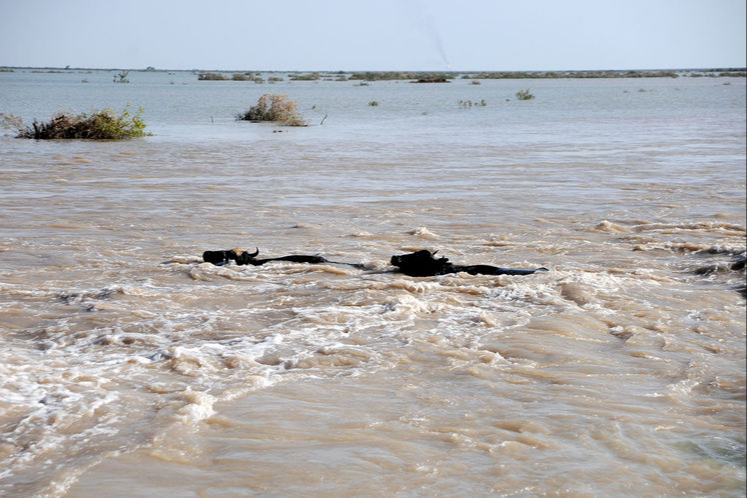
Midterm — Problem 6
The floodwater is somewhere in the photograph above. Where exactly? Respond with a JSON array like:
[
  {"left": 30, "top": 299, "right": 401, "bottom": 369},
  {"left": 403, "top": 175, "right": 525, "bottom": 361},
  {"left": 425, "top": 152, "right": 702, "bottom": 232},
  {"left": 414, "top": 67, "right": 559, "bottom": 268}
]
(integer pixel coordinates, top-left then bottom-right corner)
[{"left": 0, "top": 70, "right": 745, "bottom": 497}]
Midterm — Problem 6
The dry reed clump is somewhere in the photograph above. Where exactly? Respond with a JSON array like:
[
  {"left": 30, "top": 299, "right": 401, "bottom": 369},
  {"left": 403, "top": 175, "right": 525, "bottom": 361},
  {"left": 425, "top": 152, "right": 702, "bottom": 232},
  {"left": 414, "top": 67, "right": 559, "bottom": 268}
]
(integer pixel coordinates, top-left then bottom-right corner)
[
  {"left": 236, "top": 94, "right": 307, "bottom": 126},
  {"left": 4, "top": 107, "right": 150, "bottom": 140}
]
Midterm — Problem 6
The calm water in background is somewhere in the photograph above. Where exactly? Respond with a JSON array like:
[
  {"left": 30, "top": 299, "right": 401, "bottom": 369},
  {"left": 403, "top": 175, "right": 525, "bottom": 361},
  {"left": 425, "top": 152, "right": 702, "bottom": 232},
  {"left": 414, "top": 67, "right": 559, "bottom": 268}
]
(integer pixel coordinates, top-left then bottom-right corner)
[{"left": 0, "top": 70, "right": 745, "bottom": 496}]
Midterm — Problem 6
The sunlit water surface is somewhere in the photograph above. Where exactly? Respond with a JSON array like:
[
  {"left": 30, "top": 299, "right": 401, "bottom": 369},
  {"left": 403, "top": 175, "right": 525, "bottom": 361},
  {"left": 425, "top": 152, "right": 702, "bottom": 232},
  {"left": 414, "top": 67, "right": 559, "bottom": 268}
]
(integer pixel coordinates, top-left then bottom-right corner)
[{"left": 0, "top": 70, "right": 745, "bottom": 496}]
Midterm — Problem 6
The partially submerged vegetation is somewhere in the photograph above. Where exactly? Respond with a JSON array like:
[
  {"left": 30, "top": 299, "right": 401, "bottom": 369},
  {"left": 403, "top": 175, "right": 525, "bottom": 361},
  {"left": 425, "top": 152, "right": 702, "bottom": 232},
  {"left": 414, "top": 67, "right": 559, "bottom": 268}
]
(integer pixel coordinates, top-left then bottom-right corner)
[
  {"left": 349, "top": 72, "right": 453, "bottom": 82},
  {"left": 412, "top": 76, "right": 449, "bottom": 83},
  {"left": 2, "top": 67, "right": 744, "bottom": 80},
  {"left": 113, "top": 71, "right": 130, "bottom": 83},
  {"left": 2, "top": 106, "right": 150, "bottom": 139},
  {"left": 232, "top": 72, "right": 264, "bottom": 83},
  {"left": 198, "top": 72, "right": 229, "bottom": 81},
  {"left": 289, "top": 72, "right": 321, "bottom": 81},
  {"left": 515, "top": 89, "right": 535, "bottom": 100},
  {"left": 458, "top": 99, "right": 487, "bottom": 108},
  {"left": 236, "top": 94, "right": 306, "bottom": 126},
  {"left": 467, "top": 70, "right": 682, "bottom": 79}
]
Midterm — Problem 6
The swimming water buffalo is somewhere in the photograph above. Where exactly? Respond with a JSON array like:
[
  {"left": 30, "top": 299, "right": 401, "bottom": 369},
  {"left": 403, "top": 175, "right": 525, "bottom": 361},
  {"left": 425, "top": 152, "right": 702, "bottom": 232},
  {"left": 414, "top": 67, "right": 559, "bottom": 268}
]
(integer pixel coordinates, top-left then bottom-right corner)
[
  {"left": 390, "top": 249, "right": 547, "bottom": 276},
  {"left": 203, "top": 247, "right": 546, "bottom": 277},
  {"left": 202, "top": 248, "right": 364, "bottom": 268}
]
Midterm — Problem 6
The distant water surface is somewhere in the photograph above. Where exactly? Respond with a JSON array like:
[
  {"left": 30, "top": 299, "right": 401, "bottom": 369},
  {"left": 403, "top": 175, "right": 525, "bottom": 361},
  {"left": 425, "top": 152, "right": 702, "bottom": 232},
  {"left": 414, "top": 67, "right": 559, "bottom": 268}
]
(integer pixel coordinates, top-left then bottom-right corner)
[{"left": 0, "top": 70, "right": 745, "bottom": 496}]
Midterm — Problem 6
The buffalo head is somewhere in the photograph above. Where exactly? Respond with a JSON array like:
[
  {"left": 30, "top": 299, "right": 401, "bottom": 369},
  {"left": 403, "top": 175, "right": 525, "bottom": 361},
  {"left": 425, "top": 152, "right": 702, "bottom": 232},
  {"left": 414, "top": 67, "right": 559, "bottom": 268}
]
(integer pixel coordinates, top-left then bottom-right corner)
[
  {"left": 390, "top": 250, "right": 454, "bottom": 277},
  {"left": 203, "top": 247, "right": 259, "bottom": 266}
]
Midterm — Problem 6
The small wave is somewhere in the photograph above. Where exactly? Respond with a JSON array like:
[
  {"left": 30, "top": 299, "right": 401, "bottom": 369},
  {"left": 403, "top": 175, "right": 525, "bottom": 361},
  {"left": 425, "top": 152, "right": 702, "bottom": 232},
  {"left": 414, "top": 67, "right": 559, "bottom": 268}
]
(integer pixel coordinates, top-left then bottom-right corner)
[
  {"left": 188, "top": 263, "right": 261, "bottom": 281},
  {"left": 482, "top": 233, "right": 518, "bottom": 247},
  {"left": 595, "top": 220, "right": 629, "bottom": 233},
  {"left": 302, "top": 264, "right": 357, "bottom": 276},
  {"left": 176, "top": 387, "right": 216, "bottom": 425},
  {"left": 294, "top": 344, "right": 375, "bottom": 369},
  {"left": 374, "top": 278, "right": 443, "bottom": 294},
  {"left": 167, "top": 254, "right": 203, "bottom": 264},
  {"left": 57, "top": 287, "right": 121, "bottom": 305},
  {"left": 631, "top": 221, "right": 746, "bottom": 235},
  {"left": 383, "top": 293, "right": 444, "bottom": 316},
  {"left": 409, "top": 226, "right": 439, "bottom": 239}
]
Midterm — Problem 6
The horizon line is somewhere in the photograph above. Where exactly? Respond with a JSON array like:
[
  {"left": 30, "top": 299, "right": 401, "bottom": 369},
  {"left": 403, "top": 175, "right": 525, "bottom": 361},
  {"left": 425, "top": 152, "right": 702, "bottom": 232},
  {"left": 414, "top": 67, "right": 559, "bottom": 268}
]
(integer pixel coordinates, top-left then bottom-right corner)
[{"left": 2, "top": 65, "right": 746, "bottom": 74}]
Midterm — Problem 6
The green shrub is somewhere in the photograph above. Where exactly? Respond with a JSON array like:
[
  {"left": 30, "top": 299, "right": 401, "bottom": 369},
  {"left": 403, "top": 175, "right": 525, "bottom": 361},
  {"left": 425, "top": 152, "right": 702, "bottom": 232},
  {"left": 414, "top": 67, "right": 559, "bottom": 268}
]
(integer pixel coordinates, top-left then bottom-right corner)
[
  {"left": 236, "top": 94, "right": 307, "bottom": 126},
  {"left": 6, "top": 106, "right": 150, "bottom": 139}
]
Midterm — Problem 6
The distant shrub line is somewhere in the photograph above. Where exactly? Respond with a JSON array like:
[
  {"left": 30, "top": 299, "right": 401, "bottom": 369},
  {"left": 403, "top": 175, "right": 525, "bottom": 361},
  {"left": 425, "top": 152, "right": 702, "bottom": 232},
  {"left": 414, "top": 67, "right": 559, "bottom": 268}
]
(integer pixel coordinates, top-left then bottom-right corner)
[
  {"left": 2, "top": 66, "right": 744, "bottom": 80},
  {"left": 349, "top": 72, "right": 453, "bottom": 82},
  {"left": 465, "top": 70, "right": 682, "bottom": 79}
]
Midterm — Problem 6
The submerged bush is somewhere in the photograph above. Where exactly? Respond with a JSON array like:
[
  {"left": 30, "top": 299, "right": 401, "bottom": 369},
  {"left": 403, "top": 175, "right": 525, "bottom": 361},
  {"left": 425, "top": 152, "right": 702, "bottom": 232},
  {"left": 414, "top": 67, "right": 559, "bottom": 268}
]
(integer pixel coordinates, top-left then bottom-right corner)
[
  {"left": 412, "top": 76, "right": 449, "bottom": 83},
  {"left": 289, "top": 72, "right": 321, "bottom": 81},
  {"left": 113, "top": 71, "right": 130, "bottom": 83},
  {"left": 349, "top": 71, "right": 454, "bottom": 82},
  {"left": 236, "top": 94, "right": 307, "bottom": 126},
  {"left": 5, "top": 106, "right": 150, "bottom": 139},
  {"left": 458, "top": 99, "right": 487, "bottom": 108},
  {"left": 198, "top": 72, "right": 228, "bottom": 81},
  {"left": 515, "top": 89, "right": 535, "bottom": 100},
  {"left": 233, "top": 73, "right": 265, "bottom": 83}
]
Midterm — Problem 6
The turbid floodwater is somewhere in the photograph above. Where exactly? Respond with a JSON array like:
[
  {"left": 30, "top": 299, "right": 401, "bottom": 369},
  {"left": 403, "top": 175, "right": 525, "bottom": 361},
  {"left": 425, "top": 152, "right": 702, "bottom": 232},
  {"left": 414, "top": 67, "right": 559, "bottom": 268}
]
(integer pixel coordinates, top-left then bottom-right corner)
[{"left": 0, "top": 70, "right": 745, "bottom": 496}]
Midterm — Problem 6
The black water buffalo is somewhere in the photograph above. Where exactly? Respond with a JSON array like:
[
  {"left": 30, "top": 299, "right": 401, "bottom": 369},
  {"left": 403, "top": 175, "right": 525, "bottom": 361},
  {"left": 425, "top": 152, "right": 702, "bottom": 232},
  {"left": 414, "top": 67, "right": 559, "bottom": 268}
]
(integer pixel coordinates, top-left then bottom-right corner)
[
  {"left": 202, "top": 248, "right": 363, "bottom": 268},
  {"left": 203, "top": 247, "right": 546, "bottom": 277},
  {"left": 390, "top": 249, "right": 547, "bottom": 277}
]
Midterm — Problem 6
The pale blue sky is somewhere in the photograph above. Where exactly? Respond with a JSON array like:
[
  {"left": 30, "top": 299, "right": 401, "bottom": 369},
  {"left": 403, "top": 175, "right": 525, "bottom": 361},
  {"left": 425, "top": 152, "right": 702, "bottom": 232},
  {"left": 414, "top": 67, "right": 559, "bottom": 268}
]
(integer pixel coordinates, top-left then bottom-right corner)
[{"left": 1, "top": 0, "right": 744, "bottom": 71}]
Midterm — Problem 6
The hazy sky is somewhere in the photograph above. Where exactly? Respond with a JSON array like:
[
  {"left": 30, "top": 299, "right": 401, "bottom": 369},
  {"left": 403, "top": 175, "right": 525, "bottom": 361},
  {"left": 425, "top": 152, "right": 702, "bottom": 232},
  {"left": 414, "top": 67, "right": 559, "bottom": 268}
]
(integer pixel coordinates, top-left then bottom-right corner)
[{"left": 1, "top": 0, "right": 745, "bottom": 71}]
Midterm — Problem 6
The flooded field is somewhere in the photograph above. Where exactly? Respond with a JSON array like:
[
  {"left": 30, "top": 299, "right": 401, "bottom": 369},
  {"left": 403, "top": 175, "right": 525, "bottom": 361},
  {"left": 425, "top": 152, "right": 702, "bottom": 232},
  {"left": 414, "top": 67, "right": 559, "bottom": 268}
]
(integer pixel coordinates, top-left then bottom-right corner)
[{"left": 0, "top": 70, "right": 745, "bottom": 496}]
